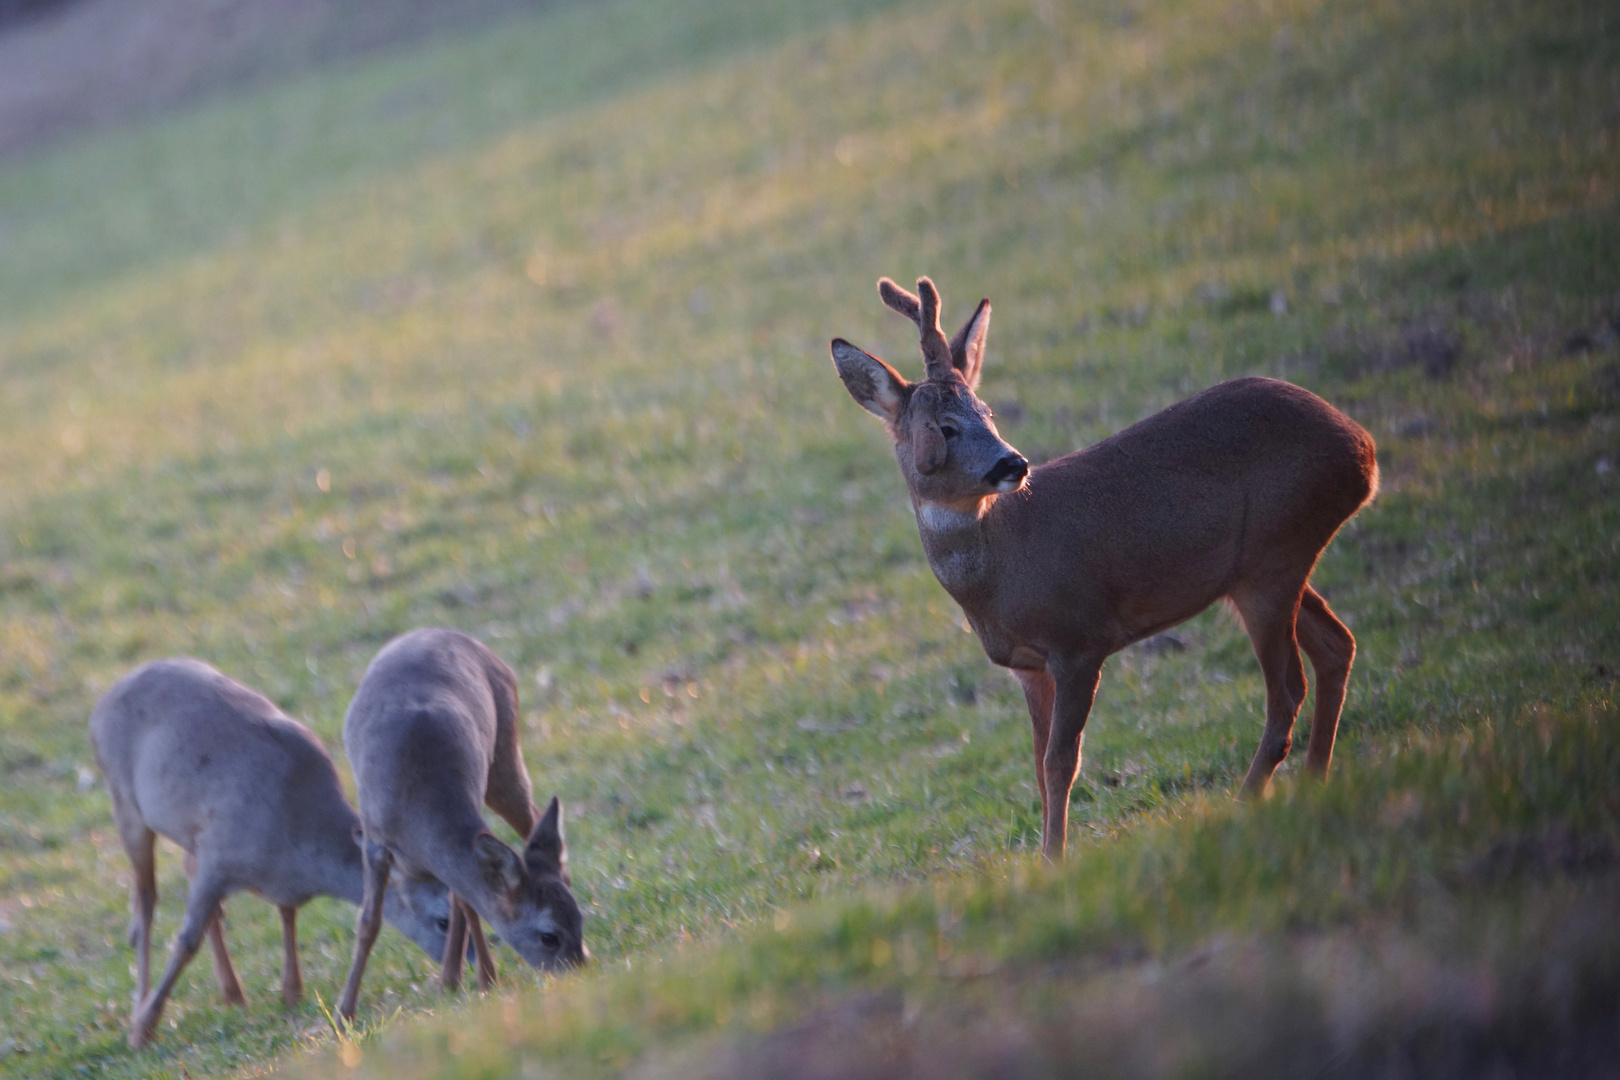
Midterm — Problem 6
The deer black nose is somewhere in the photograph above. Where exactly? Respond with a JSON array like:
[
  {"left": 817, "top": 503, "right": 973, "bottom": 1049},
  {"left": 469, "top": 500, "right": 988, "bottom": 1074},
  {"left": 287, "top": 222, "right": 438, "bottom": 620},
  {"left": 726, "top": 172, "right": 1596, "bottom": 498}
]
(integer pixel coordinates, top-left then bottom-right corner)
[{"left": 984, "top": 454, "right": 1028, "bottom": 487}]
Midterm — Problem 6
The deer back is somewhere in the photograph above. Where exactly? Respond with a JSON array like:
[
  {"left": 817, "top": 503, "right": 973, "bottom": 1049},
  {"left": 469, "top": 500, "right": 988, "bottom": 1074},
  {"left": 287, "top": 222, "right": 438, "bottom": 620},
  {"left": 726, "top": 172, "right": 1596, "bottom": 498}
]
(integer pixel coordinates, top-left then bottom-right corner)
[
  {"left": 975, "top": 377, "right": 1378, "bottom": 644},
  {"left": 88, "top": 658, "right": 459, "bottom": 955},
  {"left": 91, "top": 659, "right": 359, "bottom": 892}
]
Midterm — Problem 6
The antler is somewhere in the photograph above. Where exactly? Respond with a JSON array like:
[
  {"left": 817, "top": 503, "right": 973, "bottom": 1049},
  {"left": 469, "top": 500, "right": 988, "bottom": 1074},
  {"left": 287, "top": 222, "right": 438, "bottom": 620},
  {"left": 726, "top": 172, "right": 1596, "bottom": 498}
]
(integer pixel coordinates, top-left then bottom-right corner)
[{"left": 878, "top": 276, "right": 956, "bottom": 381}]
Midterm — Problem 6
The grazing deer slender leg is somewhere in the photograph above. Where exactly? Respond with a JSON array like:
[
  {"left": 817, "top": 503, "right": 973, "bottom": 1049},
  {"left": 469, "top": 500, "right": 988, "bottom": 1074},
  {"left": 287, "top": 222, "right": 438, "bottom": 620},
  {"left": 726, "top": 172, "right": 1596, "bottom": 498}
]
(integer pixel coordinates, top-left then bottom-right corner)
[
  {"left": 279, "top": 905, "right": 304, "bottom": 1008},
  {"left": 185, "top": 850, "right": 244, "bottom": 1005},
  {"left": 463, "top": 901, "right": 498, "bottom": 990},
  {"left": 1234, "top": 586, "right": 1309, "bottom": 795},
  {"left": 1295, "top": 586, "right": 1356, "bottom": 778},
  {"left": 205, "top": 906, "right": 245, "bottom": 1005},
  {"left": 130, "top": 872, "right": 230, "bottom": 1049},
  {"left": 440, "top": 894, "right": 469, "bottom": 991},
  {"left": 1015, "top": 668, "right": 1056, "bottom": 842},
  {"left": 337, "top": 837, "right": 392, "bottom": 1023},
  {"left": 114, "top": 812, "right": 157, "bottom": 1009},
  {"left": 1041, "top": 654, "right": 1105, "bottom": 860}
]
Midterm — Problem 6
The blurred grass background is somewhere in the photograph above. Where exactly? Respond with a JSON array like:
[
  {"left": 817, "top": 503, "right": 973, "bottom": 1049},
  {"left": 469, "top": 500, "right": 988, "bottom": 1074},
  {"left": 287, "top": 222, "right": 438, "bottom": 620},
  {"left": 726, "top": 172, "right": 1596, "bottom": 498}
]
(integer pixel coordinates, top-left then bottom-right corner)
[{"left": 0, "top": 0, "right": 1615, "bottom": 1075}]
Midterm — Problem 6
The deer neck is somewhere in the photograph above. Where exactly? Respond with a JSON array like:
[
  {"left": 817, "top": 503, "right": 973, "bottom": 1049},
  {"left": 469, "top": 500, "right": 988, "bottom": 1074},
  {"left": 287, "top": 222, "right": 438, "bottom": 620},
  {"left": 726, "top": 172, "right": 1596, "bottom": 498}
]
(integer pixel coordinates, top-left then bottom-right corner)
[
  {"left": 913, "top": 495, "right": 996, "bottom": 599},
  {"left": 282, "top": 809, "right": 367, "bottom": 907},
  {"left": 325, "top": 832, "right": 368, "bottom": 907}
]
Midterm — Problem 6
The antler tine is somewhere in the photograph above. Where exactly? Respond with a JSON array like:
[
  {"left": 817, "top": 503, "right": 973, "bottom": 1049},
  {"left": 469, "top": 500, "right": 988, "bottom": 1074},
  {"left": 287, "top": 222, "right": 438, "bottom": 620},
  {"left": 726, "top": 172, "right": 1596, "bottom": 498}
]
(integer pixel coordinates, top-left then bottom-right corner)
[
  {"left": 877, "top": 277, "right": 921, "bottom": 324},
  {"left": 914, "top": 277, "right": 955, "bottom": 379},
  {"left": 876, "top": 275, "right": 955, "bottom": 380},
  {"left": 916, "top": 278, "right": 941, "bottom": 332}
]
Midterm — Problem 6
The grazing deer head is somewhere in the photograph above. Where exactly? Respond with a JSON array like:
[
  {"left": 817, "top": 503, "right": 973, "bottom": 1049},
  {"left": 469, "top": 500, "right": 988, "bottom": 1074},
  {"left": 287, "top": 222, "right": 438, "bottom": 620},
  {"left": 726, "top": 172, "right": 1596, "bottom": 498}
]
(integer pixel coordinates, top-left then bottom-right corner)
[{"left": 470, "top": 795, "right": 586, "bottom": 970}]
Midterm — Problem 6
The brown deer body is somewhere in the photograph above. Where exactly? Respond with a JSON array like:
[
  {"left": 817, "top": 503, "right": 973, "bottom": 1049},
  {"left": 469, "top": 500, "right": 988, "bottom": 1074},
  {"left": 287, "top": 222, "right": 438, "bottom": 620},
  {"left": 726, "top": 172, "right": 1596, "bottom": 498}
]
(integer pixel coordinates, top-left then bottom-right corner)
[
  {"left": 336, "top": 627, "right": 586, "bottom": 1022},
  {"left": 89, "top": 658, "right": 460, "bottom": 1048},
  {"left": 831, "top": 276, "right": 1378, "bottom": 859}
]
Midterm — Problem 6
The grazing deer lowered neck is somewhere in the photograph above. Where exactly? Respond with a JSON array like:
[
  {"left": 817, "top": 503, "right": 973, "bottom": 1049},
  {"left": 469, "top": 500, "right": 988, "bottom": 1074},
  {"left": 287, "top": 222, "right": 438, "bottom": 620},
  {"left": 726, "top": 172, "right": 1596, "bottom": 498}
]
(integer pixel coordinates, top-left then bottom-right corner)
[
  {"left": 831, "top": 276, "right": 1378, "bottom": 860},
  {"left": 88, "top": 658, "right": 460, "bottom": 1049},
  {"left": 337, "top": 627, "right": 586, "bottom": 1023}
]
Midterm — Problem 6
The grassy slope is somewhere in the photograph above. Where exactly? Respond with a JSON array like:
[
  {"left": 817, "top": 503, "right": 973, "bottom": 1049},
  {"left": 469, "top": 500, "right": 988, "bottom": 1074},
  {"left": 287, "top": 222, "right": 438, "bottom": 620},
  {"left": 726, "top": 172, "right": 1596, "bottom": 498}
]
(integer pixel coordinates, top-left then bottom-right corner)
[{"left": 0, "top": 0, "right": 1614, "bottom": 1075}]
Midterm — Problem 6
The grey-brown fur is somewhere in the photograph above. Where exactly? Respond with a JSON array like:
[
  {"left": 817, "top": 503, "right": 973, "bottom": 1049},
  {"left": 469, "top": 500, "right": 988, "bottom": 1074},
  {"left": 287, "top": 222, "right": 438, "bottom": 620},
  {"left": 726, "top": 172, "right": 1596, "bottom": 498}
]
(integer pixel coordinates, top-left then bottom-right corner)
[
  {"left": 831, "top": 276, "right": 1379, "bottom": 859},
  {"left": 89, "top": 658, "right": 458, "bottom": 1048},
  {"left": 335, "top": 627, "right": 585, "bottom": 1022}
]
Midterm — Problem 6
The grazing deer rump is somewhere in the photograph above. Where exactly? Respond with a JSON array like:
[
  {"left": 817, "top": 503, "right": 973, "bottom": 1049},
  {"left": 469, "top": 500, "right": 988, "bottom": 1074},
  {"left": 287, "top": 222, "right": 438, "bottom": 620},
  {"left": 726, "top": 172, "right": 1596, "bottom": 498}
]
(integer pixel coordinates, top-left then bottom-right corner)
[{"left": 830, "top": 275, "right": 1378, "bottom": 860}]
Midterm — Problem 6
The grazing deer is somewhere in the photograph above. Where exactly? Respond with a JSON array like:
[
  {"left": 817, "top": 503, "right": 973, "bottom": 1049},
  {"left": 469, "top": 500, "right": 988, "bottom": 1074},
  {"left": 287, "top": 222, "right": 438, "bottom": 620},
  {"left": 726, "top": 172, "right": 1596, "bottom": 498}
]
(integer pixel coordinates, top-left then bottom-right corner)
[
  {"left": 336, "top": 627, "right": 586, "bottom": 1022},
  {"left": 89, "top": 658, "right": 461, "bottom": 1049},
  {"left": 830, "top": 276, "right": 1378, "bottom": 859}
]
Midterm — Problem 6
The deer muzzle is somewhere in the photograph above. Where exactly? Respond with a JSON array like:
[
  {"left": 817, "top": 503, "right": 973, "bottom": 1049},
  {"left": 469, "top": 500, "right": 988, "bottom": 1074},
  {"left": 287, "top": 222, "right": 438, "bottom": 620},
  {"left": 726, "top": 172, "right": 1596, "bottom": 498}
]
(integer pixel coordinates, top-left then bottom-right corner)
[{"left": 984, "top": 453, "right": 1029, "bottom": 491}]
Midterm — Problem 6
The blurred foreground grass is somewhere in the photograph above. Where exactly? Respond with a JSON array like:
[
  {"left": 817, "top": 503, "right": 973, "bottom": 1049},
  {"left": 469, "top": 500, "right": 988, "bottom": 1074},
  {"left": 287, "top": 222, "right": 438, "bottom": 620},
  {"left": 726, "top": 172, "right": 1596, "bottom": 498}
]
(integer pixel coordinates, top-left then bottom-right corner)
[{"left": 0, "top": 0, "right": 1615, "bottom": 1074}]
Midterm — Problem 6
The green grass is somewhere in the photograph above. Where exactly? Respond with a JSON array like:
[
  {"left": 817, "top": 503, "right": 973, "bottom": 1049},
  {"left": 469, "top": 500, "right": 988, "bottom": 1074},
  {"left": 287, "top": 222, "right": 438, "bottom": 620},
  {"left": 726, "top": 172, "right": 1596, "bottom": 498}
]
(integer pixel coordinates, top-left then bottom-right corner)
[{"left": 0, "top": 0, "right": 1615, "bottom": 1074}]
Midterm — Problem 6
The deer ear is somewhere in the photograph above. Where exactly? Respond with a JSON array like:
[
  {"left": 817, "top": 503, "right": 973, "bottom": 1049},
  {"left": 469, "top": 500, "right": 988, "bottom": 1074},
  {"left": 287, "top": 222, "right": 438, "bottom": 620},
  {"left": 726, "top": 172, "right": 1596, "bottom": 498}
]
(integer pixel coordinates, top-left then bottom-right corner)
[
  {"left": 474, "top": 832, "right": 523, "bottom": 894},
  {"left": 948, "top": 298, "right": 991, "bottom": 390},
  {"left": 910, "top": 419, "right": 946, "bottom": 475},
  {"left": 831, "top": 339, "right": 908, "bottom": 421},
  {"left": 524, "top": 796, "right": 569, "bottom": 882}
]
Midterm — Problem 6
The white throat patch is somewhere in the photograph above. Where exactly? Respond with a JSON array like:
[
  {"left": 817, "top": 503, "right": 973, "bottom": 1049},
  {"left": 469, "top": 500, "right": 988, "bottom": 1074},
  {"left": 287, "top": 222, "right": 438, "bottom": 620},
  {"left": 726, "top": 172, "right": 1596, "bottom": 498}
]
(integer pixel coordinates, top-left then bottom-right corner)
[{"left": 916, "top": 502, "right": 982, "bottom": 533}]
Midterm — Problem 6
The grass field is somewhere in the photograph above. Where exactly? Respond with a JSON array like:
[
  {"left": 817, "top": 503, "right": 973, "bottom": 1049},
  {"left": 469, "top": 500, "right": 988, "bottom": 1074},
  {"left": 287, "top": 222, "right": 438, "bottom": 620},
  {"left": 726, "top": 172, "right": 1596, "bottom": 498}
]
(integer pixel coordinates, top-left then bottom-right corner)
[{"left": 0, "top": 0, "right": 1616, "bottom": 1075}]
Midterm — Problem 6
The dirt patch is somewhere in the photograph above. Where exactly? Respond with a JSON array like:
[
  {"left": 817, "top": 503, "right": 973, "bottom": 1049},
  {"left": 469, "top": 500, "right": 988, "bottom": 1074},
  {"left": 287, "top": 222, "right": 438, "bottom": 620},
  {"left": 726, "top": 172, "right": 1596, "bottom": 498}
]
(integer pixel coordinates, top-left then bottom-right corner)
[{"left": 0, "top": 0, "right": 556, "bottom": 163}]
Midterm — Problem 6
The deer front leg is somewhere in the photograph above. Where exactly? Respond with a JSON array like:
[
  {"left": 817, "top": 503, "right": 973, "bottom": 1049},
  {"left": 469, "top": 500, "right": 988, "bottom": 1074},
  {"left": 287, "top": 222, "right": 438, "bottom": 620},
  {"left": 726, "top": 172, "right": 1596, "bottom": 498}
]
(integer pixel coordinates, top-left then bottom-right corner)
[
  {"left": 279, "top": 905, "right": 304, "bottom": 1008},
  {"left": 439, "top": 895, "right": 469, "bottom": 991},
  {"left": 337, "top": 837, "right": 392, "bottom": 1023},
  {"left": 1014, "top": 668, "right": 1055, "bottom": 846},
  {"left": 462, "top": 901, "right": 498, "bottom": 990},
  {"left": 1041, "top": 653, "right": 1105, "bottom": 861}
]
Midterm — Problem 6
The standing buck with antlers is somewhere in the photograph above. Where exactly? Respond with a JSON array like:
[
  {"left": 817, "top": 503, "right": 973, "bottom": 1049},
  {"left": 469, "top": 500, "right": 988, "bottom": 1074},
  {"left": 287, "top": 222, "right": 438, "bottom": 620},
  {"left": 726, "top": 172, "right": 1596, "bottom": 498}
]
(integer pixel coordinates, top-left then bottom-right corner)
[{"left": 830, "top": 276, "right": 1378, "bottom": 859}]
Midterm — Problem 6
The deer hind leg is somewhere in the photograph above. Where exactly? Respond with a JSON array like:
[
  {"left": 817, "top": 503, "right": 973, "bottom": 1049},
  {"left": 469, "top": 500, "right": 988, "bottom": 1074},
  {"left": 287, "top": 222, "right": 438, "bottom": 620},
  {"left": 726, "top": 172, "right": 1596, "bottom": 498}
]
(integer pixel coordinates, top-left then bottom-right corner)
[
  {"left": 130, "top": 870, "right": 231, "bottom": 1049},
  {"left": 1041, "top": 653, "right": 1105, "bottom": 861},
  {"left": 279, "top": 905, "right": 304, "bottom": 1008},
  {"left": 336, "top": 837, "right": 393, "bottom": 1023},
  {"left": 484, "top": 669, "right": 540, "bottom": 838},
  {"left": 1296, "top": 586, "right": 1356, "bottom": 778},
  {"left": 111, "top": 804, "right": 157, "bottom": 1009},
  {"left": 1013, "top": 668, "right": 1055, "bottom": 848},
  {"left": 1232, "top": 584, "right": 1309, "bottom": 796},
  {"left": 204, "top": 908, "right": 245, "bottom": 1005},
  {"left": 184, "top": 851, "right": 244, "bottom": 1005}
]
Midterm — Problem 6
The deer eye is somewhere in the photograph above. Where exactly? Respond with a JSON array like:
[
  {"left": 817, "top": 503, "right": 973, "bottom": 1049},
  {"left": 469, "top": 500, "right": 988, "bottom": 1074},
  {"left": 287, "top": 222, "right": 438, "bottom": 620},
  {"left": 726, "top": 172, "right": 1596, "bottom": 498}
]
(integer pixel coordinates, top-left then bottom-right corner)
[
  {"left": 540, "top": 932, "right": 561, "bottom": 949},
  {"left": 939, "top": 423, "right": 959, "bottom": 440}
]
